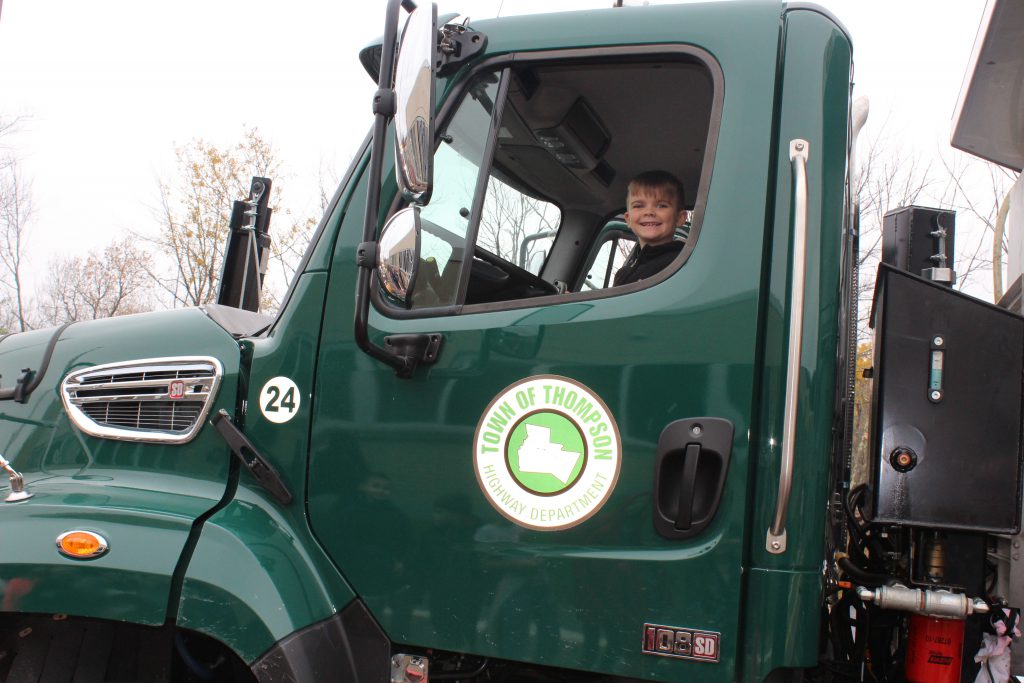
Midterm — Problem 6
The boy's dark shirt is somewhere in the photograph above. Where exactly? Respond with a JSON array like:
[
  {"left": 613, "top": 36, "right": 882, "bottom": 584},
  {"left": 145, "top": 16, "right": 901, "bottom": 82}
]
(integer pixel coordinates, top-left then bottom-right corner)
[{"left": 613, "top": 240, "right": 684, "bottom": 286}]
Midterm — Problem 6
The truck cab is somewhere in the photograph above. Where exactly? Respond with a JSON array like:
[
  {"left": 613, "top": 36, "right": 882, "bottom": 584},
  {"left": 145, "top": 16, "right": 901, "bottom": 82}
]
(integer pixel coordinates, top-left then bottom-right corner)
[
  {"left": 1, "top": 3, "right": 861, "bottom": 681},
  {"left": 308, "top": 3, "right": 850, "bottom": 681}
]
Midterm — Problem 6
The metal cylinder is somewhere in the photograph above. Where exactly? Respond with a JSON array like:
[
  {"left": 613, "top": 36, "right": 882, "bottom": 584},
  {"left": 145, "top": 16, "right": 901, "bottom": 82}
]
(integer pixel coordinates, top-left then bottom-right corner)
[
  {"left": 924, "top": 533, "right": 945, "bottom": 584},
  {"left": 856, "top": 584, "right": 989, "bottom": 619},
  {"left": 906, "top": 614, "right": 964, "bottom": 683}
]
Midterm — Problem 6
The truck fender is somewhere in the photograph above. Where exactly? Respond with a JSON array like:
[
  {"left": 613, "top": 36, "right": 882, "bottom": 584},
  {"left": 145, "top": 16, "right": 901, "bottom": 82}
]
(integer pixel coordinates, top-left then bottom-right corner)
[{"left": 174, "top": 490, "right": 360, "bottom": 669}]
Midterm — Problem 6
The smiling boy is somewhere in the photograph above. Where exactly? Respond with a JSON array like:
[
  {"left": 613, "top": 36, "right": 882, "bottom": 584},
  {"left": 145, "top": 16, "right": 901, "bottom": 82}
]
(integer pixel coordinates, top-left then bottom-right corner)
[{"left": 613, "top": 170, "right": 688, "bottom": 286}]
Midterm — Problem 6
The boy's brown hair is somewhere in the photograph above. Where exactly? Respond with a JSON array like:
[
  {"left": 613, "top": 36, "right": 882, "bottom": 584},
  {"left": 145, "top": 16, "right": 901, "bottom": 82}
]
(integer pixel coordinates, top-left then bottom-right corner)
[{"left": 626, "top": 170, "right": 686, "bottom": 208}]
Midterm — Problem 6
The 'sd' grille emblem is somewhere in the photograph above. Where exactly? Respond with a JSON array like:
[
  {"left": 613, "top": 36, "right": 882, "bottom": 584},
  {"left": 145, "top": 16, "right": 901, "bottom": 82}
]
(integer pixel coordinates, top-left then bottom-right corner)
[{"left": 168, "top": 380, "right": 186, "bottom": 400}]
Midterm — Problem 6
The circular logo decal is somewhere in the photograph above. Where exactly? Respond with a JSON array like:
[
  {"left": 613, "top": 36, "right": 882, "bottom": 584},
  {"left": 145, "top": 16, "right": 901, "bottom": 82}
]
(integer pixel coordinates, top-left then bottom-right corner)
[
  {"left": 474, "top": 375, "right": 621, "bottom": 530},
  {"left": 259, "top": 376, "right": 300, "bottom": 424}
]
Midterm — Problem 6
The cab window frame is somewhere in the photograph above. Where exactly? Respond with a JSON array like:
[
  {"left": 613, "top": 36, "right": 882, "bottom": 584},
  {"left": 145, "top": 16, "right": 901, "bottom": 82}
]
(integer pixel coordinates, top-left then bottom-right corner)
[
  {"left": 370, "top": 44, "right": 724, "bottom": 320},
  {"left": 576, "top": 221, "right": 637, "bottom": 291}
]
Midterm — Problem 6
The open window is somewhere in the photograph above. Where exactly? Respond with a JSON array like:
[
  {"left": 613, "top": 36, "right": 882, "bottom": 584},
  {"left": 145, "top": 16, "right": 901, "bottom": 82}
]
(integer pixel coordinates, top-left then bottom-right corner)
[
  {"left": 578, "top": 218, "right": 695, "bottom": 291},
  {"left": 378, "top": 49, "right": 720, "bottom": 315}
]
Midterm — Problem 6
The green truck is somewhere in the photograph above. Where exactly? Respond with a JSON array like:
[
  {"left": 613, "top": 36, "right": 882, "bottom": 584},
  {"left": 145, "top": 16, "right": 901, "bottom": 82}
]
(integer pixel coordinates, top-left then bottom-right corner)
[{"left": 1, "top": 2, "right": 1022, "bottom": 682}]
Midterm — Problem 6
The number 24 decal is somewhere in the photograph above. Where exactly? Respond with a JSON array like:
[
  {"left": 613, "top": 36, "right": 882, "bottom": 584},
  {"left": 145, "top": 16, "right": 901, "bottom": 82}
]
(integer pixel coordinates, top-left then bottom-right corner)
[
  {"left": 259, "top": 377, "right": 301, "bottom": 424},
  {"left": 264, "top": 386, "right": 296, "bottom": 413}
]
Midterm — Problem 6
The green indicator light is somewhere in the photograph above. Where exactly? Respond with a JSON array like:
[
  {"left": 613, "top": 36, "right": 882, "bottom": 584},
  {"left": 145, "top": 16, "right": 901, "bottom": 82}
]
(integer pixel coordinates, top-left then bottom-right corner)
[{"left": 929, "top": 350, "right": 943, "bottom": 392}]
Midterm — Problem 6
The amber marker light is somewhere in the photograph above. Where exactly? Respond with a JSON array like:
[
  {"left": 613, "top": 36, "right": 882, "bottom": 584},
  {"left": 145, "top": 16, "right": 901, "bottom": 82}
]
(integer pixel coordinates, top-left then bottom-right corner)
[{"left": 56, "top": 530, "right": 109, "bottom": 560}]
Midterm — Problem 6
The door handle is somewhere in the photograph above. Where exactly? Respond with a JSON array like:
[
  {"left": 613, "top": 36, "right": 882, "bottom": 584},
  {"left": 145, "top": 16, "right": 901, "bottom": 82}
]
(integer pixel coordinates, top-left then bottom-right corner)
[
  {"left": 653, "top": 418, "right": 734, "bottom": 540},
  {"left": 675, "top": 443, "right": 701, "bottom": 530}
]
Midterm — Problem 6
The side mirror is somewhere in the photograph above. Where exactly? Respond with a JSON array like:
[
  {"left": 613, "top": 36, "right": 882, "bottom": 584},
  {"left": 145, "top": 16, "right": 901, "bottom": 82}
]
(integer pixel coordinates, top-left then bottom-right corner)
[
  {"left": 393, "top": 3, "right": 437, "bottom": 204},
  {"left": 355, "top": 0, "right": 444, "bottom": 378},
  {"left": 377, "top": 207, "right": 422, "bottom": 308}
]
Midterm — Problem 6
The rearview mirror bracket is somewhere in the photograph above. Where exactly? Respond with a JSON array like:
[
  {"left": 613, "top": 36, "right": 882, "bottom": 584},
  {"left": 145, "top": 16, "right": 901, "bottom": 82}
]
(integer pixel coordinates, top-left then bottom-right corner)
[{"left": 355, "top": 0, "right": 444, "bottom": 378}]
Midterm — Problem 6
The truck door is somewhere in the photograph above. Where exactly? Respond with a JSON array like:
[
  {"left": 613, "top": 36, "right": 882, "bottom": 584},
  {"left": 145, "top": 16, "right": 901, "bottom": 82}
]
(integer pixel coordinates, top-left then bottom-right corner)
[{"left": 310, "top": 12, "right": 786, "bottom": 682}]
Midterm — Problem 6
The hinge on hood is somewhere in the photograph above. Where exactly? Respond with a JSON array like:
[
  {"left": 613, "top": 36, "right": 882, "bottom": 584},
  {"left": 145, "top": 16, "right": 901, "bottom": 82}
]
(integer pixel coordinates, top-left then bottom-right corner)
[{"left": 0, "top": 322, "right": 73, "bottom": 404}]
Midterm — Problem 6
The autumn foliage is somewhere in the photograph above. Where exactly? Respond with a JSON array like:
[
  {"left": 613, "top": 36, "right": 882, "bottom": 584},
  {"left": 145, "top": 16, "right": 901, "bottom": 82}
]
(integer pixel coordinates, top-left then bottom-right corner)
[{"left": 151, "top": 128, "right": 282, "bottom": 307}]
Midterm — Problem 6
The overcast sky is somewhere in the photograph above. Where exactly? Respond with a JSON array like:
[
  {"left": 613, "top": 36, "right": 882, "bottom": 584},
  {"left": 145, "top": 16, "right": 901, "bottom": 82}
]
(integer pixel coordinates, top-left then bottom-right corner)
[{"left": 0, "top": 0, "right": 990, "bottom": 294}]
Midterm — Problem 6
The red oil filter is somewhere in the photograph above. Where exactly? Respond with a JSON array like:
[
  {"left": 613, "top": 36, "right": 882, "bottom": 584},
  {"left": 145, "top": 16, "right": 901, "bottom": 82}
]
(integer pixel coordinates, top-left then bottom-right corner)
[{"left": 905, "top": 613, "right": 964, "bottom": 683}]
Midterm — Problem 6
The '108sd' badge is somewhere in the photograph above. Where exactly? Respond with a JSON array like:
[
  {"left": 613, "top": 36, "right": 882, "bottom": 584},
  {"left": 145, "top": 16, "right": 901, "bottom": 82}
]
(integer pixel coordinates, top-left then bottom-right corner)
[{"left": 642, "top": 623, "right": 720, "bottom": 663}]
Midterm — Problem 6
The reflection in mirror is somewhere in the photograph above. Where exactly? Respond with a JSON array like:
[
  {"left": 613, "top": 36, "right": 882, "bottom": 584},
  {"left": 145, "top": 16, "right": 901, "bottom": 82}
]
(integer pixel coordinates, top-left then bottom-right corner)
[
  {"left": 377, "top": 207, "right": 422, "bottom": 307},
  {"left": 394, "top": 4, "right": 437, "bottom": 204}
]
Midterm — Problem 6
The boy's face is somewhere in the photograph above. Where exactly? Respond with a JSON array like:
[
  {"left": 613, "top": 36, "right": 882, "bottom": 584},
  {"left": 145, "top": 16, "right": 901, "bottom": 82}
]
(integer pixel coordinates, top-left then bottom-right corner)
[{"left": 624, "top": 186, "right": 687, "bottom": 248}]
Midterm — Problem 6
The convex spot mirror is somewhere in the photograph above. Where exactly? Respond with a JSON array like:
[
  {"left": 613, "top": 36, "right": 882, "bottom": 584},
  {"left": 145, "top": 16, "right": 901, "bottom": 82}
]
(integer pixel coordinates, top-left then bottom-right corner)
[
  {"left": 377, "top": 207, "right": 422, "bottom": 307},
  {"left": 394, "top": 3, "right": 437, "bottom": 204}
]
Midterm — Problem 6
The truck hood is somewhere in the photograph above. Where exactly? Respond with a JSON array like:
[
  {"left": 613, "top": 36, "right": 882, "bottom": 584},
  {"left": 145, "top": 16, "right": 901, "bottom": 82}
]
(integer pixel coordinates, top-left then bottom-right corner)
[{"left": 0, "top": 308, "right": 241, "bottom": 625}]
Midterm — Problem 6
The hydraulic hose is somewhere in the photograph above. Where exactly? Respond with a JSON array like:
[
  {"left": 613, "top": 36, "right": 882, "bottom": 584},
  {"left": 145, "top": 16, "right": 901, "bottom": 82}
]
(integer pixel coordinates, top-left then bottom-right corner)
[{"left": 837, "top": 555, "right": 897, "bottom": 587}]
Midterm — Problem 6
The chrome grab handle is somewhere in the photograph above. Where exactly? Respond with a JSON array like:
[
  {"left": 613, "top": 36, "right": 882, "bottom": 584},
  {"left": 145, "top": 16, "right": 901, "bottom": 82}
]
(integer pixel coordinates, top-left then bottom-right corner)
[{"left": 766, "top": 139, "right": 809, "bottom": 554}]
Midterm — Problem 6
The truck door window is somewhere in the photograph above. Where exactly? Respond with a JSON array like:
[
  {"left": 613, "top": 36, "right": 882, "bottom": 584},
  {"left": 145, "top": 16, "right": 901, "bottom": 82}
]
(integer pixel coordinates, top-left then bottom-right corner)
[
  {"left": 414, "top": 77, "right": 502, "bottom": 309},
  {"left": 580, "top": 219, "right": 693, "bottom": 291},
  {"left": 381, "top": 53, "right": 718, "bottom": 315},
  {"left": 582, "top": 230, "right": 635, "bottom": 290},
  {"left": 479, "top": 175, "right": 559, "bottom": 277}
]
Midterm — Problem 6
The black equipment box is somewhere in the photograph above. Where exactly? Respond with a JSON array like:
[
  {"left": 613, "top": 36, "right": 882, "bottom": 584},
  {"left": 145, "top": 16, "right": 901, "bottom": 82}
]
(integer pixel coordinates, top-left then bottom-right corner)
[
  {"left": 869, "top": 264, "right": 1024, "bottom": 533},
  {"left": 882, "top": 206, "right": 955, "bottom": 281}
]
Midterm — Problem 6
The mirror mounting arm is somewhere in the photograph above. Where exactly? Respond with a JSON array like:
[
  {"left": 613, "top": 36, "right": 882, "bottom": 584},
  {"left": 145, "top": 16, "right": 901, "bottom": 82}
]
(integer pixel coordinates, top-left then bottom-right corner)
[
  {"left": 372, "top": 89, "right": 396, "bottom": 117},
  {"left": 355, "top": 239, "right": 415, "bottom": 377},
  {"left": 354, "top": 277, "right": 416, "bottom": 378},
  {"left": 357, "top": 0, "right": 443, "bottom": 379},
  {"left": 355, "top": 0, "right": 418, "bottom": 378},
  {"left": 356, "top": 241, "right": 378, "bottom": 268},
  {"left": 385, "top": 334, "right": 444, "bottom": 379},
  {"left": 356, "top": 237, "right": 443, "bottom": 378},
  {"left": 438, "top": 25, "right": 488, "bottom": 78}
]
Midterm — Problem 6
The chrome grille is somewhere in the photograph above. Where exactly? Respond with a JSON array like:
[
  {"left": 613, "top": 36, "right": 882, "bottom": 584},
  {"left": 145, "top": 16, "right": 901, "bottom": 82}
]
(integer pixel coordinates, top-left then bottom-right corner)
[
  {"left": 61, "top": 357, "right": 223, "bottom": 443},
  {"left": 80, "top": 401, "right": 204, "bottom": 431}
]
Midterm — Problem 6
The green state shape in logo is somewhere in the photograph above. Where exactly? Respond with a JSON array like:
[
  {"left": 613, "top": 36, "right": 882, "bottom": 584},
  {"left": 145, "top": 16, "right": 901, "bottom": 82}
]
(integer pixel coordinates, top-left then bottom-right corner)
[{"left": 506, "top": 411, "right": 587, "bottom": 495}]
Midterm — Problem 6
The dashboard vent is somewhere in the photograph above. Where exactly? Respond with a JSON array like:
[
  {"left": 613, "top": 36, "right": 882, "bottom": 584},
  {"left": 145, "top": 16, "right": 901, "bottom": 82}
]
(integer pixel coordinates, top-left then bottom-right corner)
[{"left": 61, "top": 357, "right": 223, "bottom": 444}]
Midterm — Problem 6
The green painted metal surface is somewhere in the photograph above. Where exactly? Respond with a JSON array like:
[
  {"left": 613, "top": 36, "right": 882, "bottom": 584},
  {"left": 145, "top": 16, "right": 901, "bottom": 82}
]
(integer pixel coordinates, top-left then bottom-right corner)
[
  {"left": 741, "top": 8, "right": 852, "bottom": 681},
  {"left": 177, "top": 272, "right": 357, "bottom": 663},
  {"left": 0, "top": 309, "right": 241, "bottom": 625},
  {"left": 0, "top": 485, "right": 216, "bottom": 624},
  {"left": 177, "top": 487, "right": 356, "bottom": 663},
  {"left": 742, "top": 568, "right": 823, "bottom": 677},
  {"left": 313, "top": 188, "right": 762, "bottom": 681},
  {"left": 303, "top": 3, "right": 829, "bottom": 681}
]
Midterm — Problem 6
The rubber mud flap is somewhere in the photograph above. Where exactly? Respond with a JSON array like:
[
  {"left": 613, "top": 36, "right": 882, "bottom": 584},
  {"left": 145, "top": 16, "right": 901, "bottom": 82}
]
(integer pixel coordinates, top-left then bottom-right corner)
[{"left": 250, "top": 600, "right": 389, "bottom": 683}]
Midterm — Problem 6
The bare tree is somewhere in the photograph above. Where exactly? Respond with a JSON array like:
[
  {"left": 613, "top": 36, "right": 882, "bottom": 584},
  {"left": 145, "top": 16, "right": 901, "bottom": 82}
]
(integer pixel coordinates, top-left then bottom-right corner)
[
  {"left": 0, "top": 116, "right": 24, "bottom": 169},
  {"left": 853, "top": 130, "right": 1018, "bottom": 324},
  {"left": 149, "top": 127, "right": 282, "bottom": 308},
  {"left": 0, "top": 158, "right": 32, "bottom": 332},
  {"left": 937, "top": 151, "right": 1019, "bottom": 299},
  {"left": 477, "top": 177, "right": 560, "bottom": 271},
  {"left": 40, "top": 237, "right": 152, "bottom": 325},
  {"left": 853, "top": 131, "right": 936, "bottom": 338}
]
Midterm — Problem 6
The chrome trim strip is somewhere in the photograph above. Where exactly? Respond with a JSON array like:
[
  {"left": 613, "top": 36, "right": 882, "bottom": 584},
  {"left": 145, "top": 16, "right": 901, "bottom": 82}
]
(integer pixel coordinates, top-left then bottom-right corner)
[
  {"left": 767, "top": 139, "right": 809, "bottom": 555},
  {"left": 60, "top": 356, "right": 223, "bottom": 444},
  {"left": 71, "top": 393, "right": 211, "bottom": 404}
]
